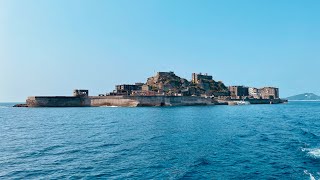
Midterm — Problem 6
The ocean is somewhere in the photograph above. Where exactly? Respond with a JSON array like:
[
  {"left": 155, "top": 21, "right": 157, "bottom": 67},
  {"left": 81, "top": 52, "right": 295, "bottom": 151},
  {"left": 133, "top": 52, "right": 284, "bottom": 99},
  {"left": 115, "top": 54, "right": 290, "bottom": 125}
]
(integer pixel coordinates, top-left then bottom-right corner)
[{"left": 0, "top": 102, "right": 320, "bottom": 179}]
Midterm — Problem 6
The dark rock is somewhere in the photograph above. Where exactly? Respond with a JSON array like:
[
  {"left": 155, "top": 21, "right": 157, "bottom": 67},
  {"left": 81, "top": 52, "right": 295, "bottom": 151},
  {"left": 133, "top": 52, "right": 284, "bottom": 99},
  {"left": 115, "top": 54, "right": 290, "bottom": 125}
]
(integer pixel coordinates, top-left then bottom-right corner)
[{"left": 13, "top": 104, "right": 28, "bottom": 107}]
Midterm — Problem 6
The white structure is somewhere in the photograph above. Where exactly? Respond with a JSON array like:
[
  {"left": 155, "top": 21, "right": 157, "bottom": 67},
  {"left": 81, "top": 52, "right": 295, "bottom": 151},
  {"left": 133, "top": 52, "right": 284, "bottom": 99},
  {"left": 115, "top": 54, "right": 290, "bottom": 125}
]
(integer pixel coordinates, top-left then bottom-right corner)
[{"left": 248, "top": 87, "right": 260, "bottom": 99}]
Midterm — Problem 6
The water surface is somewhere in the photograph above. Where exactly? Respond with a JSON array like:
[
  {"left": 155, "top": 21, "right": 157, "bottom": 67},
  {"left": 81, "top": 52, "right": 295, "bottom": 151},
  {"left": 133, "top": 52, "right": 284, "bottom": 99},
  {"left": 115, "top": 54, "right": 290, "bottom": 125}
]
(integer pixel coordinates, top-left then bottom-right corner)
[{"left": 1, "top": 102, "right": 320, "bottom": 179}]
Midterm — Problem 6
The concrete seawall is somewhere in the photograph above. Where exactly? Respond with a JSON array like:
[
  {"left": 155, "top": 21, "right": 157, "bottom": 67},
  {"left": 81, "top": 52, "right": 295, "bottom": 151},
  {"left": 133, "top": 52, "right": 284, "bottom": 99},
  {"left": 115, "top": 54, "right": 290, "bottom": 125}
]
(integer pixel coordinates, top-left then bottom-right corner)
[
  {"left": 25, "top": 96, "right": 287, "bottom": 107},
  {"left": 26, "top": 96, "right": 91, "bottom": 107},
  {"left": 26, "top": 96, "right": 214, "bottom": 107},
  {"left": 121, "top": 96, "right": 212, "bottom": 106},
  {"left": 247, "top": 98, "right": 286, "bottom": 104}
]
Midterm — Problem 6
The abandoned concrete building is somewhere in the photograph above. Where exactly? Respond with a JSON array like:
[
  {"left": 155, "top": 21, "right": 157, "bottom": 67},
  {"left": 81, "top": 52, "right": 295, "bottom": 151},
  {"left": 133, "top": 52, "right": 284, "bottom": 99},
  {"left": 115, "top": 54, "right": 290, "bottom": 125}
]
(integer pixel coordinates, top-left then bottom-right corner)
[
  {"left": 260, "top": 87, "right": 279, "bottom": 99},
  {"left": 106, "top": 72, "right": 280, "bottom": 100},
  {"left": 229, "top": 86, "right": 280, "bottom": 100},
  {"left": 192, "top": 73, "right": 213, "bottom": 84},
  {"left": 229, "top": 86, "right": 249, "bottom": 99},
  {"left": 73, "top": 89, "right": 89, "bottom": 97},
  {"left": 142, "top": 84, "right": 152, "bottom": 91},
  {"left": 248, "top": 87, "right": 260, "bottom": 99},
  {"left": 114, "top": 83, "right": 143, "bottom": 95}
]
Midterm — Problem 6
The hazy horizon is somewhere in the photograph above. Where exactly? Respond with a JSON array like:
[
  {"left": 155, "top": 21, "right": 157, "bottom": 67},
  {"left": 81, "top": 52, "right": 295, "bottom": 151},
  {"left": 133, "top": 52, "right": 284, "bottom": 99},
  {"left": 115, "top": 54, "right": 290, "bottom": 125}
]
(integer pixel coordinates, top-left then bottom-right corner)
[{"left": 1, "top": 0, "right": 320, "bottom": 102}]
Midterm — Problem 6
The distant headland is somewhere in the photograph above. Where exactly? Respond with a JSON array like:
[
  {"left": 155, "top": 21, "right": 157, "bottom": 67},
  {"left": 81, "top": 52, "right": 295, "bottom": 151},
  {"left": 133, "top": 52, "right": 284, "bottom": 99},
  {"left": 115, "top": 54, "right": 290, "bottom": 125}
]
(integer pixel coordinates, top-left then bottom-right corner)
[
  {"left": 15, "top": 72, "right": 287, "bottom": 107},
  {"left": 286, "top": 93, "right": 320, "bottom": 101}
]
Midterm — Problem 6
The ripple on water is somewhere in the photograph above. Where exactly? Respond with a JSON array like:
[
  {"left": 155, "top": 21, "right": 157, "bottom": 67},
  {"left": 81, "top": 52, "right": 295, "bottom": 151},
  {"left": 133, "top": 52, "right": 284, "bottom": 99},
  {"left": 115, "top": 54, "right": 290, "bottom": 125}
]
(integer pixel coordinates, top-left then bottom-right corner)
[
  {"left": 300, "top": 128, "right": 319, "bottom": 139},
  {"left": 193, "top": 157, "right": 211, "bottom": 167},
  {"left": 302, "top": 148, "right": 320, "bottom": 159},
  {"left": 178, "top": 157, "right": 212, "bottom": 179},
  {"left": 96, "top": 143, "right": 120, "bottom": 149},
  {"left": 2, "top": 102, "right": 320, "bottom": 179},
  {"left": 304, "top": 170, "right": 317, "bottom": 180}
]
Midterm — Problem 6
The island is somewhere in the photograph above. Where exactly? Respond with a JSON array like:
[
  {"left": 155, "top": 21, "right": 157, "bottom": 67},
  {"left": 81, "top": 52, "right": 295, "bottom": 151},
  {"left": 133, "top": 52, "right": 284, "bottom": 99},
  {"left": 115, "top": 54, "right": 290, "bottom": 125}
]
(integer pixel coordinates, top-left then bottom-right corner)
[
  {"left": 15, "top": 72, "right": 288, "bottom": 107},
  {"left": 286, "top": 93, "right": 320, "bottom": 101}
]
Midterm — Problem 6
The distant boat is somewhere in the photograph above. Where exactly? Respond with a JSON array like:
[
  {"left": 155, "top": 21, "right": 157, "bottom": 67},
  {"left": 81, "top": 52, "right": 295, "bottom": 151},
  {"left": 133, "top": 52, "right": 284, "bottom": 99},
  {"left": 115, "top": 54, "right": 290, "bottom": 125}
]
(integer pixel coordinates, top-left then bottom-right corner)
[{"left": 236, "top": 100, "right": 250, "bottom": 105}]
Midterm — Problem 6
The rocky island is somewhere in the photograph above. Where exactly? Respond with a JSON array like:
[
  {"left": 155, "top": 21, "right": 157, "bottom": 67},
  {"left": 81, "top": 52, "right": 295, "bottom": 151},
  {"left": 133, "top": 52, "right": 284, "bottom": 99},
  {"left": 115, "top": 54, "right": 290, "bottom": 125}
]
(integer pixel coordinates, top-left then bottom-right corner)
[{"left": 17, "top": 72, "right": 287, "bottom": 107}]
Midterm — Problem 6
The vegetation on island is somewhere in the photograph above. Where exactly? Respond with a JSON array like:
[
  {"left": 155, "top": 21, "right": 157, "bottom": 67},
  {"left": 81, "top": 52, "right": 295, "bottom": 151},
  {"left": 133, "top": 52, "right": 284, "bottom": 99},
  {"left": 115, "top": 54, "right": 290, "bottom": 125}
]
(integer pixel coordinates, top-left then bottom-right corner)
[{"left": 146, "top": 72, "right": 229, "bottom": 96}]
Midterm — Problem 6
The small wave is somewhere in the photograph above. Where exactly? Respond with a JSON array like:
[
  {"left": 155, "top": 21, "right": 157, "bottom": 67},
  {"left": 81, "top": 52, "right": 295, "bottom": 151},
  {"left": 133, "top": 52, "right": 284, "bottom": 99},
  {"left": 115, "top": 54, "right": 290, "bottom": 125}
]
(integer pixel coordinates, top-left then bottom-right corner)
[
  {"left": 193, "top": 157, "right": 211, "bottom": 167},
  {"left": 97, "top": 143, "right": 120, "bottom": 148},
  {"left": 100, "top": 105, "right": 119, "bottom": 108},
  {"left": 304, "top": 170, "right": 316, "bottom": 180},
  {"left": 300, "top": 128, "right": 319, "bottom": 138},
  {"left": 0, "top": 106, "right": 9, "bottom": 108},
  {"left": 309, "top": 149, "right": 320, "bottom": 159},
  {"left": 302, "top": 148, "right": 320, "bottom": 159}
]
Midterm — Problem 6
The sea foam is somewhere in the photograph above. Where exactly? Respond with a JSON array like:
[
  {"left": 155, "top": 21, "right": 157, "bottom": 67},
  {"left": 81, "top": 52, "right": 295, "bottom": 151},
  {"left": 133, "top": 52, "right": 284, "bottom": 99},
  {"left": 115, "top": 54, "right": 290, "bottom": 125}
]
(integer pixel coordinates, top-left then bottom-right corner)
[
  {"left": 308, "top": 149, "right": 320, "bottom": 159},
  {"left": 100, "top": 105, "right": 119, "bottom": 108},
  {"left": 302, "top": 148, "right": 320, "bottom": 159},
  {"left": 304, "top": 170, "right": 317, "bottom": 180}
]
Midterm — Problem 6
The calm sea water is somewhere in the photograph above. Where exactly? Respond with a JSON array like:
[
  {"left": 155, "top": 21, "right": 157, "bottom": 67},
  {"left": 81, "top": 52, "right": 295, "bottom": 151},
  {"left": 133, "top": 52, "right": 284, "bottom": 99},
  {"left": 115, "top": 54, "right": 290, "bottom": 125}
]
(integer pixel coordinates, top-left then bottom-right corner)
[{"left": 1, "top": 102, "right": 320, "bottom": 179}]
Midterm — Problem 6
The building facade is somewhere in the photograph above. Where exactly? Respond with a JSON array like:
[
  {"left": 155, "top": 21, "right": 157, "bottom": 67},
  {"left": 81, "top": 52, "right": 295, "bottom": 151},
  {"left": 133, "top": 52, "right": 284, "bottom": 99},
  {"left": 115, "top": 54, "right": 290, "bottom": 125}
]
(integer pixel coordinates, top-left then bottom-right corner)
[
  {"left": 260, "top": 87, "right": 279, "bottom": 99},
  {"left": 73, "top": 89, "right": 89, "bottom": 97},
  {"left": 228, "top": 86, "right": 249, "bottom": 99},
  {"left": 248, "top": 87, "right": 260, "bottom": 99},
  {"left": 115, "top": 84, "right": 143, "bottom": 95},
  {"left": 192, "top": 73, "right": 213, "bottom": 84}
]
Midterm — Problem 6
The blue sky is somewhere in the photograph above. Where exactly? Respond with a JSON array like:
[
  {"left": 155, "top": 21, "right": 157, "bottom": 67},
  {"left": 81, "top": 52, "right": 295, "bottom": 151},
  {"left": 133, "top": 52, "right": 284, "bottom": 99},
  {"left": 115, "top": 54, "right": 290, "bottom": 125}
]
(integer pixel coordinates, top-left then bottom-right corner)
[{"left": 1, "top": 0, "right": 320, "bottom": 102}]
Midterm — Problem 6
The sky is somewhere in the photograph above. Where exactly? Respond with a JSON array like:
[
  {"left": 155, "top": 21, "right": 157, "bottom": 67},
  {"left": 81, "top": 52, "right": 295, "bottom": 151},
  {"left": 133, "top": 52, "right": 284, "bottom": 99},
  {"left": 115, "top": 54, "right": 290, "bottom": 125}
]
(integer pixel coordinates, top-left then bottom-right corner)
[{"left": 1, "top": 0, "right": 320, "bottom": 102}]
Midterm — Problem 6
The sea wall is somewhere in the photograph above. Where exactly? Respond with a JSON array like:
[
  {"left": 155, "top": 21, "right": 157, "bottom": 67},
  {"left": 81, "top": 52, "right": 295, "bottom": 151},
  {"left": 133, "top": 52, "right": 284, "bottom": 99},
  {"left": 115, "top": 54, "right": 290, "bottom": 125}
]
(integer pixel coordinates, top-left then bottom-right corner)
[
  {"left": 26, "top": 96, "right": 90, "bottom": 107},
  {"left": 90, "top": 96, "right": 213, "bottom": 107},
  {"left": 90, "top": 96, "right": 139, "bottom": 107},
  {"left": 221, "top": 98, "right": 287, "bottom": 105},
  {"left": 134, "top": 96, "right": 212, "bottom": 106},
  {"left": 25, "top": 96, "right": 286, "bottom": 107},
  {"left": 246, "top": 98, "right": 286, "bottom": 104},
  {"left": 26, "top": 96, "right": 214, "bottom": 107}
]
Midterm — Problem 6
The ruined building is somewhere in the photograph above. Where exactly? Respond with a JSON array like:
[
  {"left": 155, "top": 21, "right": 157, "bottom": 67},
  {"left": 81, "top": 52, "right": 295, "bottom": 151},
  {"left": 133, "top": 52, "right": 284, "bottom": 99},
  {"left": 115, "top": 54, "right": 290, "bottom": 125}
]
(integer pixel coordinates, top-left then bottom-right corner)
[
  {"left": 248, "top": 87, "right": 260, "bottom": 99},
  {"left": 73, "top": 89, "right": 89, "bottom": 97},
  {"left": 114, "top": 83, "right": 143, "bottom": 95},
  {"left": 260, "top": 87, "right": 279, "bottom": 99},
  {"left": 108, "top": 71, "right": 279, "bottom": 100},
  {"left": 229, "top": 86, "right": 280, "bottom": 100},
  {"left": 189, "top": 73, "right": 229, "bottom": 96},
  {"left": 192, "top": 73, "right": 213, "bottom": 84},
  {"left": 228, "top": 86, "right": 249, "bottom": 99}
]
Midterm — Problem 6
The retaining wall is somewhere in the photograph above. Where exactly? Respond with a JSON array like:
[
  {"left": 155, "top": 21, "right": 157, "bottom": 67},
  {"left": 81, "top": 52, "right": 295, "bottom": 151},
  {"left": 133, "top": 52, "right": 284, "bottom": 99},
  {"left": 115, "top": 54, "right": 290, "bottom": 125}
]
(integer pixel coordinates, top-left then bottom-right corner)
[
  {"left": 26, "top": 96, "right": 214, "bottom": 107},
  {"left": 26, "top": 96, "right": 90, "bottom": 107}
]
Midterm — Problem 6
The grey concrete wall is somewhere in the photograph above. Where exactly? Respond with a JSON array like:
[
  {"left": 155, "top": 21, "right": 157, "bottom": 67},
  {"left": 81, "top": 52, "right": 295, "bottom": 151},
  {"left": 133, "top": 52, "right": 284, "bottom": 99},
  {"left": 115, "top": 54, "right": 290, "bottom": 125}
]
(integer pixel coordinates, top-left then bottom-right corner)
[
  {"left": 25, "top": 96, "right": 286, "bottom": 107},
  {"left": 132, "top": 96, "right": 212, "bottom": 106},
  {"left": 221, "top": 98, "right": 286, "bottom": 105},
  {"left": 26, "top": 96, "right": 214, "bottom": 107},
  {"left": 246, "top": 98, "right": 284, "bottom": 104},
  {"left": 26, "top": 96, "right": 90, "bottom": 107},
  {"left": 90, "top": 96, "right": 213, "bottom": 107}
]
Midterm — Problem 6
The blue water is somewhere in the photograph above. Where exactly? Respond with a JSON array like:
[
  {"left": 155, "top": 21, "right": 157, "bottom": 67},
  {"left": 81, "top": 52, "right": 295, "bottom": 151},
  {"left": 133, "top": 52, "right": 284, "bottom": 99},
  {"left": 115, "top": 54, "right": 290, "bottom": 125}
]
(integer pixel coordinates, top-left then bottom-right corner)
[{"left": 1, "top": 102, "right": 320, "bottom": 179}]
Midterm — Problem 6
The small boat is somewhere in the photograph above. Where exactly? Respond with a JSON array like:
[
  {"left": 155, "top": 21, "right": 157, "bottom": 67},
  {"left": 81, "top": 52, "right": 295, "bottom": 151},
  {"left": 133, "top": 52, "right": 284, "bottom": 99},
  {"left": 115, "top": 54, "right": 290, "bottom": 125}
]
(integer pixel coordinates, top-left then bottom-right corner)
[{"left": 236, "top": 100, "right": 250, "bottom": 105}]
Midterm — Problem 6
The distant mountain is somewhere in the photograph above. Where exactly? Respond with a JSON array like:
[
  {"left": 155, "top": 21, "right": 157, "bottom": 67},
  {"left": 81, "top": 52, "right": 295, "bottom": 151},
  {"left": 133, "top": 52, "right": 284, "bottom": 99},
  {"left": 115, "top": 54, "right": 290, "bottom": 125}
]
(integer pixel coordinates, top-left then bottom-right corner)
[{"left": 287, "top": 93, "right": 320, "bottom": 101}]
